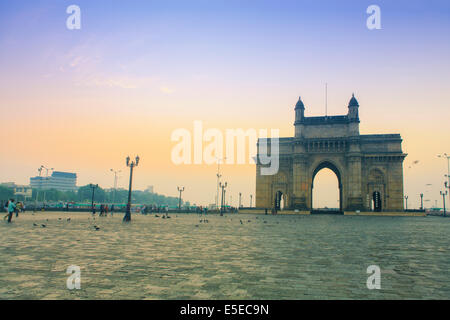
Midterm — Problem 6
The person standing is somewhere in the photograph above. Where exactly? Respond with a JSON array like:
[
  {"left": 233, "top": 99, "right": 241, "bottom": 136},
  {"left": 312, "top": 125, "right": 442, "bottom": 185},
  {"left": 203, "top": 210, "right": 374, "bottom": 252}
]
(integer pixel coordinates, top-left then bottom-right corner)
[
  {"left": 7, "top": 199, "right": 16, "bottom": 223},
  {"left": 3, "top": 200, "right": 9, "bottom": 220},
  {"left": 15, "top": 201, "right": 22, "bottom": 217}
]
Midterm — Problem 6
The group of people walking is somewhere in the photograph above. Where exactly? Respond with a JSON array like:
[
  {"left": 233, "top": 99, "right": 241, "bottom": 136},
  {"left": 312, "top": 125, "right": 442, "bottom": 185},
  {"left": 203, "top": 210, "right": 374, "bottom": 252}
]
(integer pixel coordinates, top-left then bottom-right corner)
[
  {"left": 3, "top": 199, "right": 25, "bottom": 223},
  {"left": 96, "top": 204, "right": 113, "bottom": 216}
]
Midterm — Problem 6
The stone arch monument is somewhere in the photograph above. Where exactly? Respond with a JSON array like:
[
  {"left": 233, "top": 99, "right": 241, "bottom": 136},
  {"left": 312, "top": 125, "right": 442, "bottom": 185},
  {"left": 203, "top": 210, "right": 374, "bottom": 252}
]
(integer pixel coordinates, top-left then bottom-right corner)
[{"left": 256, "top": 94, "right": 406, "bottom": 212}]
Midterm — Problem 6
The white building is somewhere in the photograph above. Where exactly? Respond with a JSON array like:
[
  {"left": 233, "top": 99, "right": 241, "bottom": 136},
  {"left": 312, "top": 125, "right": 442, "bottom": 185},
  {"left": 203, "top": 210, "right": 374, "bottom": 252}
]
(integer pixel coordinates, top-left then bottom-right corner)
[{"left": 30, "top": 171, "right": 77, "bottom": 191}]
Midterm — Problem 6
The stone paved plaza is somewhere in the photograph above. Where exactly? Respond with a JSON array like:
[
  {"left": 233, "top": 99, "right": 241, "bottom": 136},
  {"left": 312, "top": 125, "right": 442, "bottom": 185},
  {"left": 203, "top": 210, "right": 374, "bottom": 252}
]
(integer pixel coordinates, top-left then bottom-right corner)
[{"left": 0, "top": 212, "right": 449, "bottom": 299}]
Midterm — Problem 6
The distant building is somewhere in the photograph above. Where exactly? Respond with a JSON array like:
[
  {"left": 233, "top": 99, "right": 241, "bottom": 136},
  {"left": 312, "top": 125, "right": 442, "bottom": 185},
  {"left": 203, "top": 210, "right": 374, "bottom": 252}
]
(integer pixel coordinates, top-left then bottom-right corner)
[
  {"left": 0, "top": 182, "right": 33, "bottom": 200},
  {"left": 30, "top": 171, "right": 77, "bottom": 191},
  {"left": 0, "top": 182, "right": 15, "bottom": 188},
  {"left": 14, "top": 185, "right": 33, "bottom": 200},
  {"left": 145, "top": 185, "right": 154, "bottom": 193}
]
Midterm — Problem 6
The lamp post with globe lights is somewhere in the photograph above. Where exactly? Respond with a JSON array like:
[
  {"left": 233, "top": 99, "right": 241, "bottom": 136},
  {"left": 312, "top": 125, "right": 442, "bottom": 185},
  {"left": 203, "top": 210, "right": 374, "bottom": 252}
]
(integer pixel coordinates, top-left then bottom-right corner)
[
  {"left": 123, "top": 156, "right": 140, "bottom": 222},
  {"left": 41, "top": 165, "right": 53, "bottom": 207},
  {"left": 420, "top": 193, "right": 424, "bottom": 210},
  {"left": 438, "top": 153, "right": 450, "bottom": 206},
  {"left": 89, "top": 184, "right": 98, "bottom": 215},
  {"left": 177, "top": 186, "right": 185, "bottom": 212},
  {"left": 441, "top": 182, "right": 448, "bottom": 217},
  {"left": 110, "top": 169, "right": 121, "bottom": 205},
  {"left": 215, "top": 156, "right": 226, "bottom": 210},
  {"left": 33, "top": 166, "right": 44, "bottom": 212},
  {"left": 219, "top": 181, "right": 227, "bottom": 215}
]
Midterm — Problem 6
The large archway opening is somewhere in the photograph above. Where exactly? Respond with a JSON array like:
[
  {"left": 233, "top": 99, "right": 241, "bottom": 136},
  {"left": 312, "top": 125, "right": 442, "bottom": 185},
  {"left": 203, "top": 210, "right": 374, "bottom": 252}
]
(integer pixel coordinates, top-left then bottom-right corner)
[
  {"left": 368, "top": 169, "right": 385, "bottom": 212},
  {"left": 372, "top": 191, "right": 382, "bottom": 212},
  {"left": 274, "top": 190, "right": 285, "bottom": 211},
  {"left": 311, "top": 162, "right": 342, "bottom": 213}
]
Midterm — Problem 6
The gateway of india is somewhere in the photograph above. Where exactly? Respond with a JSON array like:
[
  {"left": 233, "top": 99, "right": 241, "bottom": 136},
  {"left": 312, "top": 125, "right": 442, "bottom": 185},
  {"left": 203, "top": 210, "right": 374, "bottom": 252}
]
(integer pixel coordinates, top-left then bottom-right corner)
[{"left": 255, "top": 94, "right": 406, "bottom": 212}]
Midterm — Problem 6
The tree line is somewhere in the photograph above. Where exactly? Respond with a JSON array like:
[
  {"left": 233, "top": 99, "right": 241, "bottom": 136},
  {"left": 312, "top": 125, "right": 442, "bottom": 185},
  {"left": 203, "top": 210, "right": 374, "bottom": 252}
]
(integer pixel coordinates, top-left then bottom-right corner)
[{"left": 0, "top": 185, "right": 181, "bottom": 206}]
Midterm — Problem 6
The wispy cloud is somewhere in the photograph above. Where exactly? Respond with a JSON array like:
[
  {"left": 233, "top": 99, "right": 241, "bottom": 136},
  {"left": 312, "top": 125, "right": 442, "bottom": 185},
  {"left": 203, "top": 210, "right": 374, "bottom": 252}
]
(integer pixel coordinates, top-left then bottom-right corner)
[
  {"left": 76, "top": 75, "right": 155, "bottom": 89},
  {"left": 55, "top": 39, "right": 173, "bottom": 92},
  {"left": 160, "top": 86, "right": 174, "bottom": 94}
]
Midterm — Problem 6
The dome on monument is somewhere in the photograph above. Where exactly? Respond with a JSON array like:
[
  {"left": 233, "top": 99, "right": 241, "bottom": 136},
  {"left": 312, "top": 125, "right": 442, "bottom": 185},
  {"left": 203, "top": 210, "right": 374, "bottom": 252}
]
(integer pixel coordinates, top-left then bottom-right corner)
[
  {"left": 295, "top": 96, "right": 305, "bottom": 109},
  {"left": 348, "top": 93, "right": 359, "bottom": 107}
]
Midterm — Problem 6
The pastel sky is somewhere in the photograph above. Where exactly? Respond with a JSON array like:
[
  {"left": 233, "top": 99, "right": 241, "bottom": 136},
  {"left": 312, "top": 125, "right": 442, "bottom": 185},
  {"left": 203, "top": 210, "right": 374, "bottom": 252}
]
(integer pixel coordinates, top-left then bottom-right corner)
[{"left": 1, "top": 0, "right": 449, "bottom": 208}]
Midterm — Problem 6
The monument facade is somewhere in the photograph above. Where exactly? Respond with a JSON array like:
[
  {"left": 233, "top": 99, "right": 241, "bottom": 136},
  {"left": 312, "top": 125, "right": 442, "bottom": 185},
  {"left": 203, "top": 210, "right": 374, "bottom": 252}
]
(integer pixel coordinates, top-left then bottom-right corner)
[{"left": 256, "top": 94, "right": 406, "bottom": 212}]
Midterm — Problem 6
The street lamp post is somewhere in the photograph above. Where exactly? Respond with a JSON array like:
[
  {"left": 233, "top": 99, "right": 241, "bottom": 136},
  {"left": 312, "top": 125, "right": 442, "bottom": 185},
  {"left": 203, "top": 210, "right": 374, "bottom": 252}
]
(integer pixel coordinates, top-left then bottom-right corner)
[
  {"left": 441, "top": 181, "right": 449, "bottom": 217},
  {"left": 41, "top": 166, "right": 53, "bottom": 208},
  {"left": 438, "top": 153, "right": 450, "bottom": 207},
  {"left": 34, "top": 166, "right": 44, "bottom": 212},
  {"left": 110, "top": 169, "right": 121, "bottom": 205},
  {"left": 250, "top": 195, "right": 253, "bottom": 208},
  {"left": 177, "top": 186, "right": 185, "bottom": 211},
  {"left": 404, "top": 195, "right": 408, "bottom": 210},
  {"left": 215, "top": 157, "right": 226, "bottom": 211},
  {"left": 420, "top": 193, "right": 424, "bottom": 210},
  {"left": 219, "top": 182, "right": 227, "bottom": 215},
  {"left": 123, "top": 156, "right": 140, "bottom": 222},
  {"left": 239, "top": 192, "right": 242, "bottom": 208},
  {"left": 440, "top": 186, "right": 448, "bottom": 217},
  {"left": 89, "top": 184, "right": 98, "bottom": 214}
]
